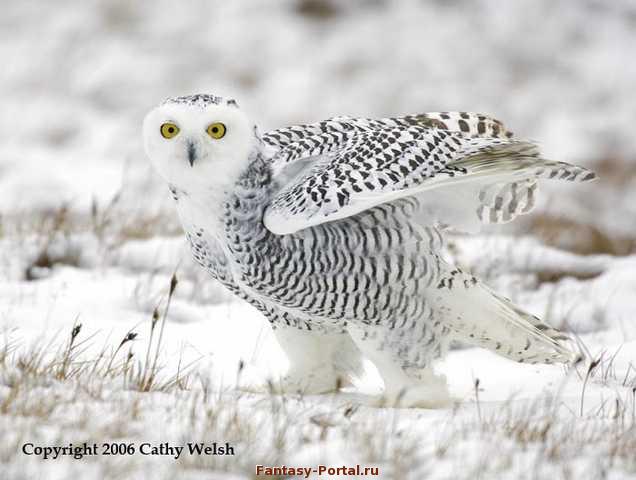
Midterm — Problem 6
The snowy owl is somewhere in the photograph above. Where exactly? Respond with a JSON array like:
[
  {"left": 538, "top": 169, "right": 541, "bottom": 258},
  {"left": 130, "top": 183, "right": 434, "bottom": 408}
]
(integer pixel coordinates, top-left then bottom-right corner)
[{"left": 143, "top": 94, "right": 595, "bottom": 407}]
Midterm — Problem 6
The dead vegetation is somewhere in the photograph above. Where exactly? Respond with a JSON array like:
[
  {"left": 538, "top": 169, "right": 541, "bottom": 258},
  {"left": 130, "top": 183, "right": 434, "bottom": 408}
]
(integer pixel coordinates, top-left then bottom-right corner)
[
  {"left": 0, "top": 275, "right": 194, "bottom": 397},
  {"left": 528, "top": 156, "right": 636, "bottom": 257},
  {"left": 294, "top": 0, "right": 342, "bottom": 21},
  {"left": 1, "top": 304, "right": 635, "bottom": 480},
  {"left": 529, "top": 216, "right": 635, "bottom": 257},
  {"left": 1, "top": 189, "right": 181, "bottom": 282},
  {"left": 22, "top": 204, "right": 83, "bottom": 280}
]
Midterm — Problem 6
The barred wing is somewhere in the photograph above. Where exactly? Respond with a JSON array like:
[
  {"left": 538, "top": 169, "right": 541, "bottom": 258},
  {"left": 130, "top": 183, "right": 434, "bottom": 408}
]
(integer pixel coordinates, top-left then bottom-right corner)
[{"left": 263, "top": 114, "right": 596, "bottom": 235}]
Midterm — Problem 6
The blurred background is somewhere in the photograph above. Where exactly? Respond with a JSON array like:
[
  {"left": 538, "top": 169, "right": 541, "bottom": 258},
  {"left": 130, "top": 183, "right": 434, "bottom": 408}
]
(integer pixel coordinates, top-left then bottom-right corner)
[{"left": 1, "top": 0, "right": 635, "bottom": 272}]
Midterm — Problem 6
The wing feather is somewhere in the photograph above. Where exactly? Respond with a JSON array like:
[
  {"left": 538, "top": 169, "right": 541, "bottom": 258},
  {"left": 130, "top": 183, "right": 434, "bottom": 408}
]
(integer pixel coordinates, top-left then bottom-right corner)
[{"left": 263, "top": 115, "right": 596, "bottom": 234}]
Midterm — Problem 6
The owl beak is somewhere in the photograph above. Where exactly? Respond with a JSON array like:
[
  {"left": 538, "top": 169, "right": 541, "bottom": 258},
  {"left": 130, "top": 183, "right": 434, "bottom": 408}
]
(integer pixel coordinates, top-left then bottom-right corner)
[{"left": 186, "top": 140, "right": 197, "bottom": 167}]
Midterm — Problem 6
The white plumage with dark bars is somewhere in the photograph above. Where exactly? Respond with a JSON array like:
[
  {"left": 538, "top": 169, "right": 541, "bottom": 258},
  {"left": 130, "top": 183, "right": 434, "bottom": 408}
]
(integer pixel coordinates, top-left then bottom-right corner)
[{"left": 143, "top": 93, "right": 596, "bottom": 407}]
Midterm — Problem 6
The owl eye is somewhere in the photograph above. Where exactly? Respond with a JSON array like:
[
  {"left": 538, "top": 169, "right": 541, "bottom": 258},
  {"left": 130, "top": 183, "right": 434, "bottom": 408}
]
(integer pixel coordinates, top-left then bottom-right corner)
[
  {"left": 160, "top": 123, "right": 180, "bottom": 139},
  {"left": 207, "top": 122, "right": 226, "bottom": 139}
]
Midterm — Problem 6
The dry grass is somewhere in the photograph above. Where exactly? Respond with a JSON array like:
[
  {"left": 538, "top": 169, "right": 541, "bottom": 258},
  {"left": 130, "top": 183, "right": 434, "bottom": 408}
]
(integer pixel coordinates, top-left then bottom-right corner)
[
  {"left": 0, "top": 276, "right": 193, "bottom": 397},
  {"left": 528, "top": 156, "right": 636, "bottom": 257},
  {"left": 1, "top": 309, "right": 636, "bottom": 480},
  {"left": 0, "top": 192, "right": 182, "bottom": 282},
  {"left": 294, "top": 0, "right": 342, "bottom": 21},
  {"left": 528, "top": 216, "right": 635, "bottom": 257}
]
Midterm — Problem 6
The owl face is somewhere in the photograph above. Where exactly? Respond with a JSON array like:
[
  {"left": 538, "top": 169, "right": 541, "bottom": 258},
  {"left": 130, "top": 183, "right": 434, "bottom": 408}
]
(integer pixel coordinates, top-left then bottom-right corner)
[{"left": 143, "top": 95, "right": 256, "bottom": 194}]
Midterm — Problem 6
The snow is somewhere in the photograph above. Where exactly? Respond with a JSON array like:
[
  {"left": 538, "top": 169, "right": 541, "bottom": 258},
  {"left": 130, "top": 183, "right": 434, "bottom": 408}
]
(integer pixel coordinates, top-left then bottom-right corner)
[{"left": 1, "top": 1, "right": 636, "bottom": 479}]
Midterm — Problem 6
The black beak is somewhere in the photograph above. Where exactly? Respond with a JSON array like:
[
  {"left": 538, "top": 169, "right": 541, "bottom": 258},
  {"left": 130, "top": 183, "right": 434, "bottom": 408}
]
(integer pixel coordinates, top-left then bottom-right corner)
[{"left": 187, "top": 141, "right": 197, "bottom": 167}]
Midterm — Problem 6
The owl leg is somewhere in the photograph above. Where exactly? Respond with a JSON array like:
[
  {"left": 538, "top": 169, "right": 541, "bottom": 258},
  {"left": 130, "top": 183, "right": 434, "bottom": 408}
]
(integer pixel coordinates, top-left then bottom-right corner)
[
  {"left": 269, "top": 326, "right": 365, "bottom": 395},
  {"left": 347, "top": 323, "right": 453, "bottom": 408}
]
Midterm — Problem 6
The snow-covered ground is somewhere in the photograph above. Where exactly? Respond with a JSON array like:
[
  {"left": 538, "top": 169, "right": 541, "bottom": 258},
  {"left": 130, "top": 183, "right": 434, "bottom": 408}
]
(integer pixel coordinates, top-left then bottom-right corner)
[{"left": 1, "top": 1, "right": 635, "bottom": 479}]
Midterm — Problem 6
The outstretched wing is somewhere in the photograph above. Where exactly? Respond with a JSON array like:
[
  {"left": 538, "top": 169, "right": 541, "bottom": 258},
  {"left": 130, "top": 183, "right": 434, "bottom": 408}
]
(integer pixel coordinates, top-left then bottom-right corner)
[{"left": 263, "top": 113, "right": 596, "bottom": 235}]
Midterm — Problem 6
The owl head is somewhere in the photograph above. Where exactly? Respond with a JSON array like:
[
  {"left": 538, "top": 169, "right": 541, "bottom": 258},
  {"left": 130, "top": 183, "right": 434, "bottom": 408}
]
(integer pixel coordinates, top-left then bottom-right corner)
[{"left": 143, "top": 94, "right": 257, "bottom": 194}]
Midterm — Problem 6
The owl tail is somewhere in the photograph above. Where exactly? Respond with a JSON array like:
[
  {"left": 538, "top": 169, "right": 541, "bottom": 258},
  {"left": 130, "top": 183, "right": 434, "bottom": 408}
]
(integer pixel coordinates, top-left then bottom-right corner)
[{"left": 439, "top": 274, "right": 578, "bottom": 364}]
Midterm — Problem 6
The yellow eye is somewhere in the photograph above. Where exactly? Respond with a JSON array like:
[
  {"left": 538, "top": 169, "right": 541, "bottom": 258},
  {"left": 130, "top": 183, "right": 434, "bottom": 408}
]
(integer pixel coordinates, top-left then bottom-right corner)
[
  {"left": 160, "top": 123, "right": 179, "bottom": 139},
  {"left": 207, "top": 122, "right": 226, "bottom": 139}
]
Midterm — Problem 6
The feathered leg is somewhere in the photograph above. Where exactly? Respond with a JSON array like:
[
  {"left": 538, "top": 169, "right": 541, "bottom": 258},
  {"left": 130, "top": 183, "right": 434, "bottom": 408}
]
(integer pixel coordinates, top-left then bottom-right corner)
[
  {"left": 347, "top": 322, "right": 453, "bottom": 408},
  {"left": 270, "top": 326, "right": 365, "bottom": 394}
]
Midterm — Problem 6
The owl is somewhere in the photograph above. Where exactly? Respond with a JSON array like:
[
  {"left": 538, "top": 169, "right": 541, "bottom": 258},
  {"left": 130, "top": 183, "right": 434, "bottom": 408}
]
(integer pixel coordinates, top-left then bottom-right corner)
[{"left": 143, "top": 94, "right": 595, "bottom": 407}]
